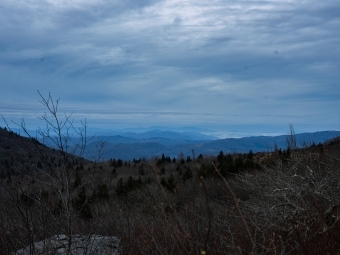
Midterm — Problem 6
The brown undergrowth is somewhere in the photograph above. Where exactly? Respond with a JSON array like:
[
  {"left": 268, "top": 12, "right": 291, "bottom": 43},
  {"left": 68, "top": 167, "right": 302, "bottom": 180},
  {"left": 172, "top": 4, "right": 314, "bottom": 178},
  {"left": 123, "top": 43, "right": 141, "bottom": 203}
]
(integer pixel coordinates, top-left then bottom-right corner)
[{"left": 1, "top": 143, "right": 340, "bottom": 254}]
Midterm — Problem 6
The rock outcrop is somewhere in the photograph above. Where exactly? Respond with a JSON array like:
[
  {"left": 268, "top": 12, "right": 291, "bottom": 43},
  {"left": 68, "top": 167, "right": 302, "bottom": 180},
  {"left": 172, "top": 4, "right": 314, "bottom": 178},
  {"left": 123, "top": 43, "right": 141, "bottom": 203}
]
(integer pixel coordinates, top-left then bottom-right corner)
[{"left": 14, "top": 234, "right": 121, "bottom": 255}]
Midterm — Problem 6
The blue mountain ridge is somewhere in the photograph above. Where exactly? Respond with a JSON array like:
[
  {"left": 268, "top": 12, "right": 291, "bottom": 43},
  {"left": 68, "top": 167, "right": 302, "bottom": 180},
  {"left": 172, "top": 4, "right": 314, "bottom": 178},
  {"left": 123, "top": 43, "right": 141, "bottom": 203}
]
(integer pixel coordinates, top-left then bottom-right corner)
[{"left": 82, "top": 130, "right": 340, "bottom": 161}]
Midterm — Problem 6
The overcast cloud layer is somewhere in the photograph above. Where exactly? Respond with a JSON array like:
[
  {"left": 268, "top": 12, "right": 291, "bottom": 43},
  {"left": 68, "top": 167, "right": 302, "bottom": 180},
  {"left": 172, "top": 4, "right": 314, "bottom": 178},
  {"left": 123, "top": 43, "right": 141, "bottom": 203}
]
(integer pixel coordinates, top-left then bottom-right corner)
[{"left": 1, "top": 0, "right": 339, "bottom": 136}]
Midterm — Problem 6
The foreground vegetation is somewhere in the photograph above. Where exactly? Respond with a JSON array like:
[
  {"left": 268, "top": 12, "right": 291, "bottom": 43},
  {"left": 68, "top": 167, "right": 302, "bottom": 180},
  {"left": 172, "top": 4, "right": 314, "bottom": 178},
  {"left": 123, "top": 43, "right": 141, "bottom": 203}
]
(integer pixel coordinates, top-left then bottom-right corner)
[{"left": 1, "top": 94, "right": 339, "bottom": 254}]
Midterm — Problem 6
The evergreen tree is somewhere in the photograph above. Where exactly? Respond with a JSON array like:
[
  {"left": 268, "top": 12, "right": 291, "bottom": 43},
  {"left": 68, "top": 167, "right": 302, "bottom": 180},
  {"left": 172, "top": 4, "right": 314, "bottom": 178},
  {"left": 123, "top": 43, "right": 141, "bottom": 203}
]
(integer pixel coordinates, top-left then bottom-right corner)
[
  {"left": 217, "top": 151, "right": 224, "bottom": 163},
  {"left": 73, "top": 187, "right": 93, "bottom": 220},
  {"left": 247, "top": 150, "right": 254, "bottom": 169},
  {"left": 115, "top": 177, "right": 126, "bottom": 196},
  {"left": 182, "top": 166, "right": 193, "bottom": 183},
  {"left": 161, "top": 174, "right": 177, "bottom": 193}
]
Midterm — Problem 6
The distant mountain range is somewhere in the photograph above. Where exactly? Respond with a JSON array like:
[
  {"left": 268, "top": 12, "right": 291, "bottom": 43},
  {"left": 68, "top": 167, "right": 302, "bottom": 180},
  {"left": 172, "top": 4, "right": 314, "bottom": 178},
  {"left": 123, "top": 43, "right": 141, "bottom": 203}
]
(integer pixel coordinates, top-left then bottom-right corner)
[{"left": 83, "top": 130, "right": 340, "bottom": 161}]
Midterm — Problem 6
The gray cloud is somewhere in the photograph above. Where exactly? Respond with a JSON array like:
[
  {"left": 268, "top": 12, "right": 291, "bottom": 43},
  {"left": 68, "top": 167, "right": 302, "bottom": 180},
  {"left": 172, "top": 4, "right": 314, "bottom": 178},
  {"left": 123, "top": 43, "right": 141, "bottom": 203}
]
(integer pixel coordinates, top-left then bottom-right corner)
[{"left": 1, "top": 0, "right": 339, "bottom": 134}]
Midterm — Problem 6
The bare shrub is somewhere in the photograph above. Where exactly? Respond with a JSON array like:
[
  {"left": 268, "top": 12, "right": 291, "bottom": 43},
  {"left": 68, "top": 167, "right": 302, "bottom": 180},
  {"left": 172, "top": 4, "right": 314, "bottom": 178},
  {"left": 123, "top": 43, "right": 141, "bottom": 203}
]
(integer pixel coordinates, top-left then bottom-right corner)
[{"left": 0, "top": 92, "right": 114, "bottom": 254}]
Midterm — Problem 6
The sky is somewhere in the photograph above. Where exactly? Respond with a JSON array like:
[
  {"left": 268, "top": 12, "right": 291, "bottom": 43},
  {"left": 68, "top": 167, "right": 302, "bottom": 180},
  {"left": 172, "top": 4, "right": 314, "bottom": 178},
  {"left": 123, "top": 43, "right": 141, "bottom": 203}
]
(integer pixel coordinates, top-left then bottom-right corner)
[{"left": 1, "top": 0, "right": 340, "bottom": 137}]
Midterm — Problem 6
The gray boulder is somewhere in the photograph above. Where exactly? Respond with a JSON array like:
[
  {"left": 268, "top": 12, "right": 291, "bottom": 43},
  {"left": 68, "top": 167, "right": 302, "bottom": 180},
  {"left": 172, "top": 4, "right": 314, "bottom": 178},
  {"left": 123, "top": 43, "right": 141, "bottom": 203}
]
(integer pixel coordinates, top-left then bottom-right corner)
[{"left": 14, "top": 234, "right": 121, "bottom": 255}]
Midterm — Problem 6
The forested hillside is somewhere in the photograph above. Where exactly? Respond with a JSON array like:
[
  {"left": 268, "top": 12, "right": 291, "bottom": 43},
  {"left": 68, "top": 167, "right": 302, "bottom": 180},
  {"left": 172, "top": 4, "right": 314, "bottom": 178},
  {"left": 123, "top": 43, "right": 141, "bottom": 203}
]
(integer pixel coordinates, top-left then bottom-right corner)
[{"left": 1, "top": 127, "right": 340, "bottom": 254}]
